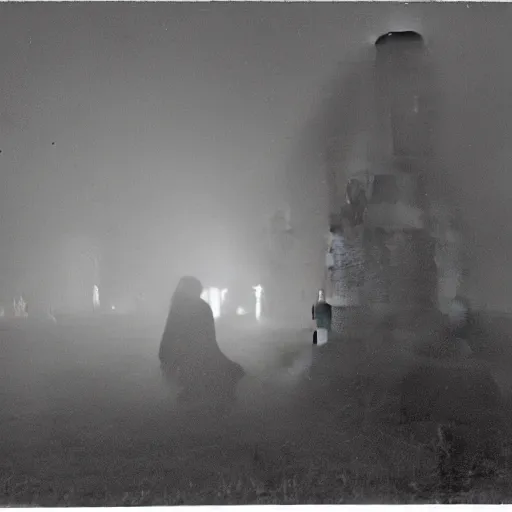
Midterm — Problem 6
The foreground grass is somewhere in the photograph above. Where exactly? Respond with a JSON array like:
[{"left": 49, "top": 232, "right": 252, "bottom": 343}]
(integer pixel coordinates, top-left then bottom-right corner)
[
  {"left": 2, "top": 377, "right": 512, "bottom": 506},
  {"left": 2, "top": 321, "right": 512, "bottom": 505},
  {"left": 3, "top": 423, "right": 512, "bottom": 505}
]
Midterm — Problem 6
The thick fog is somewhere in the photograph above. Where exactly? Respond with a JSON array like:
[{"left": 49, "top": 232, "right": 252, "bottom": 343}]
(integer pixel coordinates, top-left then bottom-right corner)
[{"left": 1, "top": 3, "right": 512, "bottom": 312}]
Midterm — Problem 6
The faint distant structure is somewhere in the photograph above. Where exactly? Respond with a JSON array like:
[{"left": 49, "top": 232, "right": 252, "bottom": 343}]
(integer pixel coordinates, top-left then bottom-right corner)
[
  {"left": 263, "top": 208, "right": 292, "bottom": 319},
  {"left": 263, "top": 206, "right": 314, "bottom": 325},
  {"left": 59, "top": 235, "right": 101, "bottom": 314},
  {"left": 267, "top": 209, "right": 294, "bottom": 272},
  {"left": 13, "top": 296, "right": 28, "bottom": 318}
]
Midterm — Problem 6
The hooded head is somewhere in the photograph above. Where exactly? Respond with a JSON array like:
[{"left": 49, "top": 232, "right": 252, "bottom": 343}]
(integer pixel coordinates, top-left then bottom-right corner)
[{"left": 172, "top": 276, "right": 204, "bottom": 304}]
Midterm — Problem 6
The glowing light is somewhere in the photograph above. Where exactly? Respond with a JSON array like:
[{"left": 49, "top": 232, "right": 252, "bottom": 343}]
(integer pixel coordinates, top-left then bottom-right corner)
[
  {"left": 209, "top": 287, "right": 221, "bottom": 319},
  {"left": 111, "top": 305, "right": 116, "bottom": 311},
  {"left": 93, "top": 285, "right": 100, "bottom": 309},
  {"left": 201, "top": 287, "right": 228, "bottom": 319},
  {"left": 236, "top": 307, "right": 247, "bottom": 316},
  {"left": 252, "top": 285, "right": 263, "bottom": 321}
]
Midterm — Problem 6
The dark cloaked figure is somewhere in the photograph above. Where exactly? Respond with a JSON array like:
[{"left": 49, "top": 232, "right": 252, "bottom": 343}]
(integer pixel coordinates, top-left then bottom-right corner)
[{"left": 159, "top": 276, "right": 244, "bottom": 405}]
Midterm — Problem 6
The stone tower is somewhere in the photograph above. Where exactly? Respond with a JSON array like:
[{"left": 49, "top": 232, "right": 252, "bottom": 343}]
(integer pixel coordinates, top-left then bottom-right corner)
[{"left": 360, "top": 31, "right": 438, "bottom": 317}]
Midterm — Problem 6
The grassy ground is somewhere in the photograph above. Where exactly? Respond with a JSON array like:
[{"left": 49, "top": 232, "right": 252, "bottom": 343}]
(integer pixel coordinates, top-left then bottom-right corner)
[{"left": 0, "top": 315, "right": 512, "bottom": 505}]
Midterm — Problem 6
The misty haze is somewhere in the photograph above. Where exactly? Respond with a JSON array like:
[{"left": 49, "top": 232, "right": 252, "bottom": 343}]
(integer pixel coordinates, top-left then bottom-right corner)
[{"left": 2, "top": 1, "right": 512, "bottom": 505}]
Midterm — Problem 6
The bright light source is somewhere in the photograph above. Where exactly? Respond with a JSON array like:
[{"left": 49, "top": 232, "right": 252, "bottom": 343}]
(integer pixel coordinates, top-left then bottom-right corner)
[
  {"left": 111, "top": 305, "right": 116, "bottom": 311},
  {"left": 253, "top": 285, "right": 263, "bottom": 299},
  {"left": 236, "top": 307, "right": 247, "bottom": 316},
  {"left": 201, "top": 287, "right": 227, "bottom": 319},
  {"left": 252, "top": 285, "right": 263, "bottom": 321},
  {"left": 209, "top": 287, "right": 221, "bottom": 319},
  {"left": 93, "top": 285, "right": 100, "bottom": 309}
]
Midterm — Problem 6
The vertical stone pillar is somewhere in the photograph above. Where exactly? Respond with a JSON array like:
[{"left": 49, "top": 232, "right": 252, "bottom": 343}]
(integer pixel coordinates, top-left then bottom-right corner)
[
  {"left": 375, "top": 31, "right": 434, "bottom": 162},
  {"left": 365, "top": 31, "right": 438, "bottom": 315}
]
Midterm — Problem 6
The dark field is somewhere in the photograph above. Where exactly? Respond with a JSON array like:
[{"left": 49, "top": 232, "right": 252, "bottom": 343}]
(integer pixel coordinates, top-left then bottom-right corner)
[{"left": 1, "top": 313, "right": 512, "bottom": 505}]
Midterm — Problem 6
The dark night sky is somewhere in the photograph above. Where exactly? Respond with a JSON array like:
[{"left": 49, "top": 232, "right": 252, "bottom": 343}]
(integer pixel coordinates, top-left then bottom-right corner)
[{"left": 1, "top": 2, "right": 512, "bottom": 309}]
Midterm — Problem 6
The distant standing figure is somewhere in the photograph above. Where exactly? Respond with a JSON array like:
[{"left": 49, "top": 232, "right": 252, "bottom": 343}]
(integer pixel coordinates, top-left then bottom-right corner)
[
  {"left": 312, "top": 289, "right": 332, "bottom": 346},
  {"left": 159, "top": 276, "right": 245, "bottom": 408}
]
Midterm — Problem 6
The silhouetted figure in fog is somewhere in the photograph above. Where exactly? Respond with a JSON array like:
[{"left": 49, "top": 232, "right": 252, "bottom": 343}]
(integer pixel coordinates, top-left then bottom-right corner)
[{"left": 159, "top": 276, "right": 244, "bottom": 409}]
